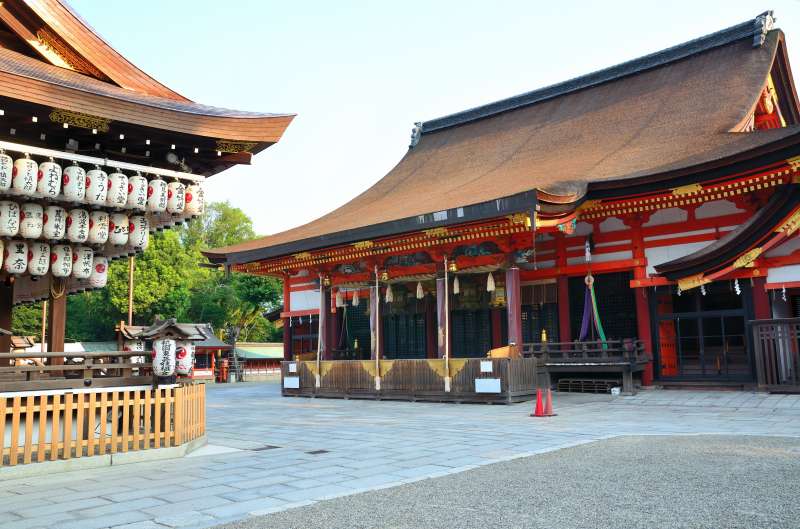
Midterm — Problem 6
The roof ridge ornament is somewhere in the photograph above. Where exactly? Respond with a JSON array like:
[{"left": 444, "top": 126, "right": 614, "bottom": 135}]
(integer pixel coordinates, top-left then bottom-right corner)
[
  {"left": 753, "top": 10, "right": 775, "bottom": 48},
  {"left": 409, "top": 122, "right": 423, "bottom": 148}
]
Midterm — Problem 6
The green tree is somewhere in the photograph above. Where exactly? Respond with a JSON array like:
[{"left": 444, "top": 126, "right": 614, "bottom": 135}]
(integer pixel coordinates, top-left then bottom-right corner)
[{"left": 44, "top": 200, "right": 284, "bottom": 344}]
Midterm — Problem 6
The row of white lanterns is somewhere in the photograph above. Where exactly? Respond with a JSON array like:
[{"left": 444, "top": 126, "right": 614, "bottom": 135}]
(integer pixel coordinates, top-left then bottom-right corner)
[
  {"left": 0, "top": 201, "right": 150, "bottom": 247},
  {"left": 123, "top": 339, "right": 195, "bottom": 377},
  {"left": 0, "top": 154, "right": 205, "bottom": 215},
  {"left": 1, "top": 240, "right": 108, "bottom": 286}
]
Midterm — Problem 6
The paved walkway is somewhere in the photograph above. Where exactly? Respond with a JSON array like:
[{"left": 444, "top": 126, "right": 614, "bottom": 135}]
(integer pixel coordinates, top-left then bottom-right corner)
[{"left": 1, "top": 383, "right": 799, "bottom": 529}]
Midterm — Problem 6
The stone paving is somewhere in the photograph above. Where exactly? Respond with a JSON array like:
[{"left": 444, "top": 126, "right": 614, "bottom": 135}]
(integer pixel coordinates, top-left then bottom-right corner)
[{"left": 1, "top": 382, "right": 799, "bottom": 529}]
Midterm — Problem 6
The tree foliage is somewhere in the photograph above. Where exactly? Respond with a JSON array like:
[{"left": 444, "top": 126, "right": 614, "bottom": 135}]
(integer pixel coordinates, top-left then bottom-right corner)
[{"left": 11, "top": 201, "right": 282, "bottom": 343}]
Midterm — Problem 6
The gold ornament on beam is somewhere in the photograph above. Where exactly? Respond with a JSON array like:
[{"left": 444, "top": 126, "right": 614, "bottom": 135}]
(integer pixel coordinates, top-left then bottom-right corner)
[
  {"left": 677, "top": 273, "right": 710, "bottom": 292},
  {"left": 49, "top": 109, "right": 111, "bottom": 133},
  {"left": 353, "top": 240, "right": 374, "bottom": 250},
  {"left": 732, "top": 247, "right": 762, "bottom": 269},
  {"left": 670, "top": 183, "right": 703, "bottom": 197},
  {"left": 777, "top": 209, "right": 800, "bottom": 237},
  {"left": 215, "top": 139, "right": 258, "bottom": 153},
  {"left": 787, "top": 155, "right": 800, "bottom": 172}
]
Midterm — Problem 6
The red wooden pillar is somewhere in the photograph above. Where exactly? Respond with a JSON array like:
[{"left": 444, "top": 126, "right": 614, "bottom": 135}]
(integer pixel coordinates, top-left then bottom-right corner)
[
  {"left": 506, "top": 267, "right": 523, "bottom": 346},
  {"left": 0, "top": 278, "right": 12, "bottom": 358},
  {"left": 436, "top": 277, "right": 447, "bottom": 358},
  {"left": 634, "top": 288, "right": 653, "bottom": 385},
  {"left": 318, "top": 286, "right": 328, "bottom": 360},
  {"left": 425, "top": 294, "right": 437, "bottom": 358},
  {"left": 752, "top": 276, "right": 771, "bottom": 320},
  {"left": 630, "top": 218, "right": 653, "bottom": 385},
  {"left": 282, "top": 275, "right": 291, "bottom": 361},
  {"left": 555, "top": 233, "right": 571, "bottom": 342}
]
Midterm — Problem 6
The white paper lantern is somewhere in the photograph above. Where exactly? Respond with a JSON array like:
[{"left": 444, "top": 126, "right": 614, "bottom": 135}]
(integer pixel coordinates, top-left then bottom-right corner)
[
  {"left": 89, "top": 255, "right": 108, "bottom": 288},
  {"left": 27, "top": 242, "right": 49, "bottom": 276},
  {"left": 66, "top": 209, "right": 89, "bottom": 243},
  {"left": 0, "top": 152, "right": 11, "bottom": 192},
  {"left": 166, "top": 181, "right": 186, "bottom": 214},
  {"left": 152, "top": 339, "right": 176, "bottom": 377},
  {"left": 51, "top": 244, "right": 72, "bottom": 277},
  {"left": 126, "top": 174, "right": 148, "bottom": 211},
  {"left": 106, "top": 172, "right": 128, "bottom": 208},
  {"left": 37, "top": 159, "right": 62, "bottom": 199},
  {"left": 71, "top": 246, "right": 93, "bottom": 279},
  {"left": 108, "top": 213, "right": 129, "bottom": 246},
  {"left": 85, "top": 167, "right": 108, "bottom": 206},
  {"left": 43, "top": 205, "right": 67, "bottom": 240},
  {"left": 175, "top": 341, "right": 195, "bottom": 375},
  {"left": 146, "top": 178, "right": 168, "bottom": 212},
  {"left": 3, "top": 240, "right": 27, "bottom": 274},
  {"left": 88, "top": 211, "right": 109, "bottom": 245},
  {"left": 12, "top": 156, "right": 37, "bottom": 196},
  {"left": 0, "top": 200, "right": 20, "bottom": 237},
  {"left": 62, "top": 164, "right": 86, "bottom": 202},
  {"left": 128, "top": 215, "right": 149, "bottom": 249},
  {"left": 184, "top": 184, "right": 204, "bottom": 216},
  {"left": 19, "top": 203, "right": 43, "bottom": 239}
]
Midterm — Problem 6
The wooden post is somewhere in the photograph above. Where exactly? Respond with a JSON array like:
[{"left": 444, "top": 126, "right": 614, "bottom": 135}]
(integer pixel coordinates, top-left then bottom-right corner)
[
  {"left": 436, "top": 276, "right": 447, "bottom": 359},
  {"left": 127, "top": 257, "right": 135, "bottom": 325},
  {"left": 315, "top": 279, "right": 325, "bottom": 387},
  {"left": 752, "top": 276, "right": 771, "bottom": 320},
  {"left": 506, "top": 267, "right": 523, "bottom": 346},
  {"left": 630, "top": 218, "right": 653, "bottom": 385},
  {"left": 443, "top": 257, "right": 451, "bottom": 392},
  {"left": 40, "top": 301, "right": 47, "bottom": 353},
  {"left": 47, "top": 277, "right": 67, "bottom": 370},
  {"left": 0, "top": 277, "right": 12, "bottom": 357},
  {"left": 282, "top": 274, "right": 291, "bottom": 361},
  {"left": 555, "top": 233, "right": 571, "bottom": 343}
]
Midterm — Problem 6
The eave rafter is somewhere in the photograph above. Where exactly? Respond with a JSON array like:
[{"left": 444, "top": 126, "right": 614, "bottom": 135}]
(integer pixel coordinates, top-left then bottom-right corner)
[
  {"left": 577, "top": 162, "right": 795, "bottom": 223},
  {"left": 233, "top": 214, "right": 533, "bottom": 276}
]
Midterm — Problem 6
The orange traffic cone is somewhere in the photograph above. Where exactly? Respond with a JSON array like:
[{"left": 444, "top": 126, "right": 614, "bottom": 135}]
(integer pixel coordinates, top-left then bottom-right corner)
[
  {"left": 531, "top": 388, "right": 544, "bottom": 417},
  {"left": 543, "top": 388, "right": 556, "bottom": 417}
]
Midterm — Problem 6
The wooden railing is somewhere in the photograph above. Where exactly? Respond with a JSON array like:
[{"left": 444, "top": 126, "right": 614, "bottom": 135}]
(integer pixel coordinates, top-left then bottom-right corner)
[
  {"left": 0, "top": 383, "right": 205, "bottom": 467},
  {"left": 522, "top": 339, "right": 648, "bottom": 364},
  {"left": 750, "top": 318, "right": 800, "bottom": 391},
  {"left": 0, "top": 351, "right": 151, "bottom": 392},
  {"left": 522, "top": 339, "right": 648, "bottom": 394},
  {"left": 281, "top": 357, "right": 539, "bottom": 403}
]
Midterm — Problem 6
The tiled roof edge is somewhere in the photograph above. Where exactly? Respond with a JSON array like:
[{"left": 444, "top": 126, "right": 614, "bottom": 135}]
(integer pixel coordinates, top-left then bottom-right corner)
[{"left": 418, "top": 11, "right": 774, "bottom": 135}]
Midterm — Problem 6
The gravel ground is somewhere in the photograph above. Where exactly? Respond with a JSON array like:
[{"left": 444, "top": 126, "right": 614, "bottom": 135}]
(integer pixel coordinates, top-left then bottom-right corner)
[{"left": 213, "top": 435, "right": 800, "bottom": 529}]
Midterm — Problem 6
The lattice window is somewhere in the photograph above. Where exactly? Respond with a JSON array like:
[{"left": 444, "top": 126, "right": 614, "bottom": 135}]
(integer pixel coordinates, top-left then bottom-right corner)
[{"left": 568, "top": 272, "right": 637, "bottom": 340}]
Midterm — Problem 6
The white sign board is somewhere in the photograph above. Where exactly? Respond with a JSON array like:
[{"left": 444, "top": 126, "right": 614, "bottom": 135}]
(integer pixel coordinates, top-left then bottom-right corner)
[
  {"left": 288, "top": 362, "right": 297, "bottom": 373},
  {"left": 480, "top": 361, "right": 493, "bottom": 373},
  {"left": 283, "top": 376, "right": 300, "bottom": 389},
  {"left": 475, "top": 378, "right": 501, "bottom": 393}
]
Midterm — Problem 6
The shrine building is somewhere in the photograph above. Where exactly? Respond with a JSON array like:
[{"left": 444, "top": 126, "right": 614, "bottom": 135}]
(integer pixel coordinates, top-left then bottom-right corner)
[{"left": 205, "top": 12, "right": 800, "bottom": 391}]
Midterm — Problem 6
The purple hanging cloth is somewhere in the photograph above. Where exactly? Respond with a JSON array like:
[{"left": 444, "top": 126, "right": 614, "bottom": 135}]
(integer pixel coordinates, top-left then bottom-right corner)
[{"left": 579, "top": 285, "right": 593, "bottom": 341}]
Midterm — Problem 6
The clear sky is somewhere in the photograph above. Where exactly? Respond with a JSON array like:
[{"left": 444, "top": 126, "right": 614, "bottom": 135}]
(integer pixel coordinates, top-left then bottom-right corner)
[{"left": 69, "top": 1, "right": 800, "bottom": 237}]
